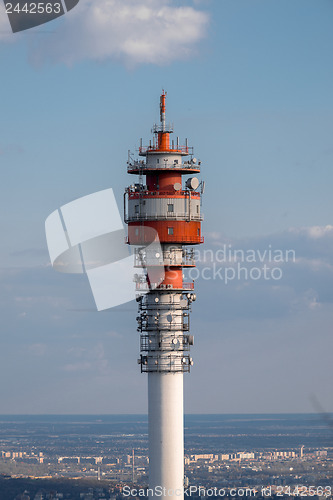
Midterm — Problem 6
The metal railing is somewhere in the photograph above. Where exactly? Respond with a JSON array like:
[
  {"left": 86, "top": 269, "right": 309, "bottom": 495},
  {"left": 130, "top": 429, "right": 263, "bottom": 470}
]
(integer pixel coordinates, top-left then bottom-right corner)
[
  {"left": 134, "top": 257, "right": 196, "bottom": 268},
  {"left": 127, "top": 189, "right": 201, "bottom": 198},
  {"left": 135, "top": 282, "right": 194, "bottom": 291},
  {"left": 140, "top": 334, "right": 191, "bottom": 353},
  {"left": 134, "top": 248, "right": 196, "bottom": 268},
  {"left": 126, "top": 213, "right": 203, "bottom": 223},
  {"left": 138, "top": 323, "right": 189, "bottom": 333},
  {"left": 139, "top": 354, "right": 192, "bottom": 373},
  {"left": 139, "top": 145, "right": 193, "bottom": 155},
  {"left": 127, "top": 160, "right": 200, "bottom": 172},
  {"left": 151, "top": 123, "right": 174, "bottom": 133},
  {"left": 138, "top": 299, "right": 191, "bottom": 312},
  {"left": 126, "top": 235, "right": 204, "bottom": 244}
]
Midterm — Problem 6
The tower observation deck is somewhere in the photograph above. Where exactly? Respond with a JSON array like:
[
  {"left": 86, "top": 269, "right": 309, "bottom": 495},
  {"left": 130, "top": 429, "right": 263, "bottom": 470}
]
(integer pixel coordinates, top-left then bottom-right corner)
[{"left": 125, "top": 91, "right": 204, "bottom": 499}]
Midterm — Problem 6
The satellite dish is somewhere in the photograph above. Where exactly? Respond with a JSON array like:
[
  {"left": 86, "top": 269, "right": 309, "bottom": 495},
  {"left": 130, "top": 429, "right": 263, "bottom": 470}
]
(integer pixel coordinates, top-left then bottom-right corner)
[
  {"left": 192, "top": 158, "right": 197, "bottom": 164},
  {"left": 186, "top": 177, "right": 199, "bottom": 190},
  {"left": 155, "top": 297, "right": 159, "bottom": 303},
  {"left": 167, "top": 314, "right": 173, "bottom": 323},
  {"left": 174, "top": 182, "right": 182, "bottom": 191}
]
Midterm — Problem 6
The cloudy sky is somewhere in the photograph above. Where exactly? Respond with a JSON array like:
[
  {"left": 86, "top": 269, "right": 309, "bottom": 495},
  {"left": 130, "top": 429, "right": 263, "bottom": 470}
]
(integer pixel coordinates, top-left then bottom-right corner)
[{"left": 0, "top": 0, "right": 332, "bottom": 414}]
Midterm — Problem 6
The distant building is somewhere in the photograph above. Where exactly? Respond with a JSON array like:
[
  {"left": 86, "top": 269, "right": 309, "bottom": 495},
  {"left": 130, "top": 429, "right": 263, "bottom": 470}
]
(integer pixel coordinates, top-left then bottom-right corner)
[{"left": 190, "top": 454, "right": 218, "bottom": 462}]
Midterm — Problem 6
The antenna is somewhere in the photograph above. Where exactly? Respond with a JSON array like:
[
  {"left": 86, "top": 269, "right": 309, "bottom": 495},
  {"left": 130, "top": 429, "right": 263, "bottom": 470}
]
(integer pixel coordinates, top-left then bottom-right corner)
[
  {"left": 160, "top": 90, "right": 167, "bottom": 132},
  {"left": 132, "top": 449, "right": 135, "bottom": 484}
]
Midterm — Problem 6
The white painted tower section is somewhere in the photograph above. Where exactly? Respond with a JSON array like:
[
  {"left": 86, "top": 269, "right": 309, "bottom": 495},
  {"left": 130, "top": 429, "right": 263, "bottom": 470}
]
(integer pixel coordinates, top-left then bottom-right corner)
[{"left": 148, "top": 373, "right": 184, "bottom": 496}]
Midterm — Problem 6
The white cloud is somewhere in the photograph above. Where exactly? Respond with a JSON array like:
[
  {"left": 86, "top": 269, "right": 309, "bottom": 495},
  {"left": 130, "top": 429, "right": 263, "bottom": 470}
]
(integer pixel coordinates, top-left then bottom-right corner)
[
  {"left": 28, "top": 343, "right": 47, "bottom": 356},
  {"left": 205, "top": 225, "right": 333, "bottom": 262},
  {"left": 67, "top": 346, "right": 87, "bottom": 357},
  {"left": 289, "top": 224, "right": 333, "bottom": 239},
  {"left": 191, "top": 224, "right": 333, "bottom": 321},
  {"left": 28, "top": 0, "right": 209, "bottom": 66},
  {"left": 64, "top": 342, "right": 110, "bottom": 375},
  {"left": 105, "top": 330, "right": 122, "bottom": 339},
  {"left": 63, "top": 361, "right": 92, "bottom": 372},
  {"left": 294, "top": 257, "right": 333, "bottom": 272}
]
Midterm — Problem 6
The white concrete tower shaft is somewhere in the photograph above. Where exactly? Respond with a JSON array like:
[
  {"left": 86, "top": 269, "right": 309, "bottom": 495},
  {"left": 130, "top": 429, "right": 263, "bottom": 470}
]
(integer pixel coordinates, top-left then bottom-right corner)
[{"left": 148, "top": 372, "right": 184, "bottom": 494}]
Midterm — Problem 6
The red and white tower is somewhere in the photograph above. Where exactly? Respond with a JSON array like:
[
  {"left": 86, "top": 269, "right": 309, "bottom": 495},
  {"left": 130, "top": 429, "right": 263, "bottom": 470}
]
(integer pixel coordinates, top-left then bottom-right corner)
[{"left": 125, "top": 92, "right": 204, "bottom": 498}]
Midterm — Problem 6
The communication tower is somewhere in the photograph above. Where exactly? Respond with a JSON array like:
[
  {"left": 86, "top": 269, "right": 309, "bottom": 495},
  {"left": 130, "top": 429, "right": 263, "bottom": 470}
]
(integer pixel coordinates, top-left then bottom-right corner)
[{"left": 125, "top": 92, "right": 204, "bottom": 498}]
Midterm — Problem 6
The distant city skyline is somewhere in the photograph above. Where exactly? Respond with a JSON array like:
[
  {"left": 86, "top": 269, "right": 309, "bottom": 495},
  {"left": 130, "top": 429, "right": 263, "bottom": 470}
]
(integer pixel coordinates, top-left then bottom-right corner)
[{"left": 0, "top": 414, "right": 331, "bottom": 494}]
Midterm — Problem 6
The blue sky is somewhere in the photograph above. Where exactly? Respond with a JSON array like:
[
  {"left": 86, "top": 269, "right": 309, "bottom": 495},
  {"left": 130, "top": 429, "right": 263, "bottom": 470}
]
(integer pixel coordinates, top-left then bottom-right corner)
[{"left": 0, "top": 0, "right": 332, "bottom": 414}]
